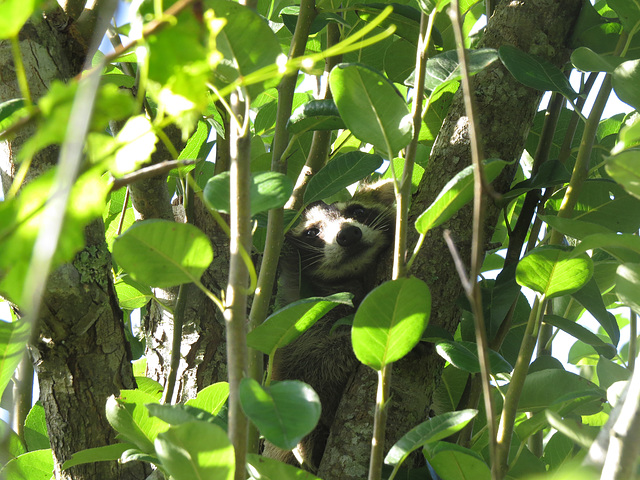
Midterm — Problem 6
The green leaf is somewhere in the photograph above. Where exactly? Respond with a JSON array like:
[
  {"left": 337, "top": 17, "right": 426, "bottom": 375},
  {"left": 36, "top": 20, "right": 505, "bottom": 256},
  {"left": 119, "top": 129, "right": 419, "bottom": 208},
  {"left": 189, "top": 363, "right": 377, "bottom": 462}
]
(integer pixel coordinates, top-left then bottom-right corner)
[
  {"left": 0, "top": 169, "right": 111, "bottom": 303},
  {"left": 134, "top": 377, "right": 164, "bottom": 400},
  {"left": 62, "top": 443, "right": 134, "bottom": 469},
  {"left": 615, "top": 117, "right": 640, "bottom": 152},
  {"left": 239, "top": 378, "right": 321, "bottom": 450},
  {"left": 352, "top": 278, "right": 431, "bottom": 370},
  {"left": 286, "top": 99, "right": 346, "bottom": 134},
  {"left": 210, "top": 0, "right": 282, "bottom": 98},
  {"left": 499, "top": 45, "right": 577, "bottom": 99},
  {"left": 114, "top": 275, "right": 153, "bottom": 310},
  {"left": 514, "top": 369, "right": 603, "bottom": 412},
  {"left": 384, "top": 38, "right": 417, "bottom": 85},
  {"left": 434, "top": 340, "right": 512, "bottom": 374},
  {"left": 112, "top": 220, "right": 213, "bottom": 288},
  {"left": 0, "top": 0, "right": 43, "bottom": 39},
  {"left": 606, "top": 150, "right": 640, "bottom": 200},
  {"left": 280, "top": 7, "right": 351, "bottom": 35},
  {"left": 539, "top": 215, "right": 612, "bottom": 241},
  {"left": 105, "top": 391, "right": 168, "bottom": 454},
  {"left": 203, "top": 171, "right": 294, "bottom": 215},
  {"left": 303, "top": 152, "right": 384, "bottom": 204},
  {"left": 609, "top": 0, "right": 640, "bottom": 34},
  {"left": 515, "top": 246, "right": 593, "bottom": 298},
  {"left": 24, "top": 403, "right": 50, "bottom": 451},
  {"left": 0, "top": 319, "right": 29, "bottom": 399},
  {"left": 384, "top": 410, "right": 477, "bottom": 466},
  {"left": 424, "top": 442, "right": 490, "bottom": 480},
  {"left": 0, "top": 419, "right": 26, "bottom": 458},
  {"left": 147, "top": 403, "right": 220, "bottom": 426},
  {"left": 543, "top": 315, "right": 616, "bottom": 359},
  {"left": 0, "top": 449, "right": 54, "bottom": 480},
  {"left": 247, "top": 453, "right": 321, "bottom": 479},
  {"left": 615, "top": 263, "right": 640, "bottom": 315},
  {"left": 329, "top": 63, "right": 412, "bottom": 158},
  {"left": 545, "top": 411, "right": 598, "bottom": 449},
  {"left": 572, "top": 233, "right": 640, "bottom": 260},
  {"left": 420, "top": 48, "right": 498, "bottom": 92},
  {"left": 356, "top": 3, "right": 422, "bottom": 45},
  {"left": 571, "top": 47, "right": 625, "bottom": 73},
  {"left": 112, "top": 116, "right": 157, "bottom": 175},
  {"left": 415, "top": 160, "right": 508, "bottom": 234},
  {"left": 247, "top": 294, "right": 352, "bottom": 355},
  {"left": 177, "top": 120, "right": 213, "bottom": 161},
  {"left": 612, "top": 59, "right": 640, "bottom": 110},
  {"left": 504, "top": 160, "right": 571, "bottom": 200},
  {"left": 597, "top": 356, "right": 630, "bottom": 390},
  {"left": 546, "top": 180, "right": 640, "bottom": 233},
  {"left": 570, "top": 277, "right": 620, "bottom": 345},
  {"left": 186, "top": 382, "right": 229, "bottom": 415},
  {"left": 155, "top": 421, "right": 234, "bottom": 480}
]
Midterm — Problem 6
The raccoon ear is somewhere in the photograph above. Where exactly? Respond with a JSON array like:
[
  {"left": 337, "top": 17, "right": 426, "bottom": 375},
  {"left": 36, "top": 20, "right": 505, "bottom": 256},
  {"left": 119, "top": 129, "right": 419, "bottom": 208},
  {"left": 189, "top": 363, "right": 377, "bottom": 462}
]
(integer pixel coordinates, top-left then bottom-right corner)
[{"left": 353, "top": 179, "right": 395, "bottom": 206}]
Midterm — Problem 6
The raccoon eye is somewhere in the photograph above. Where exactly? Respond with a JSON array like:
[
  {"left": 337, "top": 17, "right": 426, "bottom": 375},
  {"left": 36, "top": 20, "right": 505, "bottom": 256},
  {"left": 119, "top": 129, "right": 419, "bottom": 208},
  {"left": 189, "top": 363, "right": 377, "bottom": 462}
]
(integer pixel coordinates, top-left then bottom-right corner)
[
  {"left": 352, "top": 207, "right": 366, "bottom": 220},
  {"left": 304, "top": 227, "right": 320, "bottom": 238}
]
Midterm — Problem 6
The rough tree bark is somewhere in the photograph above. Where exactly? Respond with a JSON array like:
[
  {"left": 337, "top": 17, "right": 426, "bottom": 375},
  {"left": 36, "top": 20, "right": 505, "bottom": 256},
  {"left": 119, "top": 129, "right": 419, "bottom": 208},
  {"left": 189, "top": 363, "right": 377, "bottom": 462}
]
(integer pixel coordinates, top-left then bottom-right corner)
[
  {"left": 318, "top": 0, "right": 583, "bottom": 477},
  {"left": 0, "top": 5, "right": 148, "bottom": 480}
]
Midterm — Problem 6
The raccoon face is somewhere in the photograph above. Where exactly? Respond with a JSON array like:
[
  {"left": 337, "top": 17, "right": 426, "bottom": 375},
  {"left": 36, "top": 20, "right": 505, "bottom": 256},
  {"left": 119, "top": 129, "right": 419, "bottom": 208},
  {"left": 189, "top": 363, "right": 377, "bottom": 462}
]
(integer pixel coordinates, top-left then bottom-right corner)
[{"left": 288, "top": 199, "right": 394, "bottom": 282}]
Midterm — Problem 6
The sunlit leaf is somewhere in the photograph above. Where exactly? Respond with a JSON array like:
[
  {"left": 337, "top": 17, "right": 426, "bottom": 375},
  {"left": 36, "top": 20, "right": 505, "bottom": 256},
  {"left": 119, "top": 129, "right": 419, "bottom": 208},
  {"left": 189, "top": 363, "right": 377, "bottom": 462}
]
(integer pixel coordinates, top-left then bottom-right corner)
[
  {"left": 330, "top": 63, "right": 412, "bottom": 158},
  {"left": 352, "top": 278, "right": 430, "bottom": 370},
  {"left": 516, "top": 246, "right": 593, "bottom": 298},
  {"left": 155, "top": 421, "right": 234, "bottom": 480},
  {"left": 113, "top": 220, "right": 213, "bottom": 288}
]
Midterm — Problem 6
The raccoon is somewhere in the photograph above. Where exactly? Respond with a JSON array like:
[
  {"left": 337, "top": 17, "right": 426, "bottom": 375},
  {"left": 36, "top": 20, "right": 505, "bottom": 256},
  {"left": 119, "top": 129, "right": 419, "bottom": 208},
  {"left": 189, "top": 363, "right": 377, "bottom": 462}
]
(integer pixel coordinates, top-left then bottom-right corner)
[{"left": 264, "top": 180, "right": 396, "bottom": 471}]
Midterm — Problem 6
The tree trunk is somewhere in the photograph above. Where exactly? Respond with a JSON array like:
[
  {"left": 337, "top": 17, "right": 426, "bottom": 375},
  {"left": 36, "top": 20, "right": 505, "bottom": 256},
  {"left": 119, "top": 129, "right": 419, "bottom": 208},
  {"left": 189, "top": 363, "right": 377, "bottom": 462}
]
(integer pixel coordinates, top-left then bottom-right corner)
[
  {"left": 0, "top": 8, "right": 148, "bottom": 480},
  {"left": 318, "top": 0, "right": 582, "bottom": 477}
]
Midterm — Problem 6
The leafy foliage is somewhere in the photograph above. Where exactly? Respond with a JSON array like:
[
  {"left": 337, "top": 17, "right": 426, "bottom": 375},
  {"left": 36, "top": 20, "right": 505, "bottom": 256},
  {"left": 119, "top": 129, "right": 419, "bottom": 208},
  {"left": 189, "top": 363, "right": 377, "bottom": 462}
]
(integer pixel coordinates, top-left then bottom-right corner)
[{"left": 1, "top": 0, "right": 640, "bottom": 479}]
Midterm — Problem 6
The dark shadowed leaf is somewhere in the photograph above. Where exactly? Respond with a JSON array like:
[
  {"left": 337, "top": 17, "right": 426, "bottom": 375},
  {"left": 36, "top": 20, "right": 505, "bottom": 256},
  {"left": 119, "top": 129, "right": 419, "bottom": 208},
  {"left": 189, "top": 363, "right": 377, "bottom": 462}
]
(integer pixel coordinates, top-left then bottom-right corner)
[
  {"left": 499, "top": 45, "right": 577, "bottom": 99},
  {"left": 303, "top": 152, "right": 384, "bottom": 204}
]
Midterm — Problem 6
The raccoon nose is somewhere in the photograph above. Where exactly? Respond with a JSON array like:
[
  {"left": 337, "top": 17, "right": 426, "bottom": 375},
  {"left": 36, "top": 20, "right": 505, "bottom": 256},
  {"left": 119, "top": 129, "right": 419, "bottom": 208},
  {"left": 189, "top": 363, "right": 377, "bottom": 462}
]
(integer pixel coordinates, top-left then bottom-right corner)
[{"left": 337, "top": 225, "right": 362, "bottom": 247}]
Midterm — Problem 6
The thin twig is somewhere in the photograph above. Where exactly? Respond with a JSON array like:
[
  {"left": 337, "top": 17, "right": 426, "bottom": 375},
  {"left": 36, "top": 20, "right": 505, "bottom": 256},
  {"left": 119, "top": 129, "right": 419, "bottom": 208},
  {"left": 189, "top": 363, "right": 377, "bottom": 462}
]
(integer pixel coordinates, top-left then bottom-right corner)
[{"left": 109, "top": 159, "right": 195, "bottom": 191}]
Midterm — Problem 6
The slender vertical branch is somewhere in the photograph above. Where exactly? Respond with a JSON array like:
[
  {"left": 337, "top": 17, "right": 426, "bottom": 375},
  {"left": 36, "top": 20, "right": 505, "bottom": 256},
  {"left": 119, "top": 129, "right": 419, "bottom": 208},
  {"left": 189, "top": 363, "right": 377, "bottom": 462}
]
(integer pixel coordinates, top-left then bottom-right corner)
[
  {"left": 247, "top": 0, "right": 316, "bottom": 376},
  {"left": 368, "top": 11, "right": 431, "bottom": 480},
  {"left": 448, "top": 2, "right": 497, "bottom": 478},
  {"left": 367, "top": 365, "right": 392, "bottom": 480},
  {"left": 162, "top": 284, "right": 187, "bottom": 404},
  {"left": 225, "top": 91, "right": 252, "bottom": 480},
  {"left": 495, "top": 295, "right": 545, "bottom": 477},
  {"left": 246, "top": 0, "right": 316, "bottom": 453}
]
